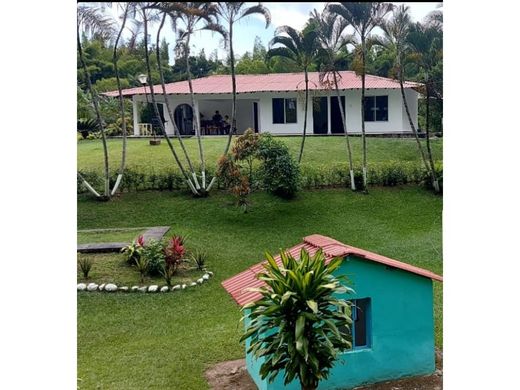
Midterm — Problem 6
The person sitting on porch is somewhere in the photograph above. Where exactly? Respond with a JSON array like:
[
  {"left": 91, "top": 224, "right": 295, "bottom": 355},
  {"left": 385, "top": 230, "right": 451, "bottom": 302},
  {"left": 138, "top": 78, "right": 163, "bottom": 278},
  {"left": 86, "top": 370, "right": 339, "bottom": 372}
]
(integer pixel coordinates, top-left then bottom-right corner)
[
  {"left": 212, "top": 111, "right": 223, "bottom": 125},
  {"left": 223, "top": 115, "right": 231, "bottom": 134}
]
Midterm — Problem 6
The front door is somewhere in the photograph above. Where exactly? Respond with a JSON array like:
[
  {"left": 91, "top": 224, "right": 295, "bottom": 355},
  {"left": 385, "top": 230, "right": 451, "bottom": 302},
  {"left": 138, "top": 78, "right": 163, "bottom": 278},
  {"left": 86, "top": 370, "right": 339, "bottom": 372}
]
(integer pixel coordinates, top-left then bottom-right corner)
[
  {"left": 312, "top": 97, "right": 328, "bottom": 134},
  {"left": 174, "top": 104, "right": 194, "bottom": 135},
  {"left": 330, "top": 96, "right": 346, "bottom": 134}
]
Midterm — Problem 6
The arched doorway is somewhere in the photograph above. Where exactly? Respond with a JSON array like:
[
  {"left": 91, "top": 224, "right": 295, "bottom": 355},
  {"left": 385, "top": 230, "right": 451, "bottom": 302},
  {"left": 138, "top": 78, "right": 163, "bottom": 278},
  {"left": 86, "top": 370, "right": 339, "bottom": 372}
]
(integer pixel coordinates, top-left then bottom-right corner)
[{"left": 174, "top": 104, "right": 194, "bottom": 135}]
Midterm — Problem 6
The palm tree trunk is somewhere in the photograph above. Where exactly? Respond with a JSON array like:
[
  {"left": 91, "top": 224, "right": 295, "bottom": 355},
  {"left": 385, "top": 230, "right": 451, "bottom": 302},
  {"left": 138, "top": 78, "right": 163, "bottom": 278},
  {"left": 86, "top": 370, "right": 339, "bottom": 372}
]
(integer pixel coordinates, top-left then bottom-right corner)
[
  {"left": 185, "top": 28, "right": 205, "bottom": 192},
  {"left": 155, "top": 13, "right": 198, "bottom": 187},
  {"left": 77, "top": 28, "right": 110, "bottom": 199},
  {"left": 142, "top": 10, "right": 199, "bottom": 195},
  {"left": 77, "top": 172, "right": 101, "bottom": 197},
  {"left": 398, "top": 64, "right": 432, "bottom": 181},
  {"left": 425, "top": 78, "right": 439, "bottom": 192},
  {"left": 110, "top": 4, "right": 129, "bottom": 196},
  {"left": 223, "top": 20, "right": 237, "bottom": 155},
  {"left": 360, "top": 38, "right": 368, "bottom": 194},
  {"left": 298, "top": 69, "right": 309, "bottom": 164},
  {"left": 333, "top": 73, "right": 356, "bottom": 190}
]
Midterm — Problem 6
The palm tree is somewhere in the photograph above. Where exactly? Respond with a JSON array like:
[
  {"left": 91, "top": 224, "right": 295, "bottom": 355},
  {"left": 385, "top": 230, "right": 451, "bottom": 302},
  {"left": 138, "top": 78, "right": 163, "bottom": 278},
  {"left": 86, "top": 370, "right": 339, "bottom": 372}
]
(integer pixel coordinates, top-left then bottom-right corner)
[
  {"left": 214, "top": 3, "right": 271, "bottom": 156},
  {"left": 407, "top": 20, "right": 442, "bottom": 192},
  {"left": 376, "top": 5, "right": 435, "bottom": 191},
  {"left": 148, "top": 2, "right": 226, "bottom": 195},
  {"left": 110, "top": 3, "right": 132, "bottom": 196},
  {"left": 310, "top": 9, "right": 357, "bottom": 190},
  {"left": 267, "top": 25, "right": 319, "bottom": 164},
  {"left": 139, "top": 4, "right": 202, "bottom": 195},
  {"left": 327, "top": 2, "right": 394, "bottom": 193},
  {"left": 77, "top": 4, "right": 115, "bottom": 199}
]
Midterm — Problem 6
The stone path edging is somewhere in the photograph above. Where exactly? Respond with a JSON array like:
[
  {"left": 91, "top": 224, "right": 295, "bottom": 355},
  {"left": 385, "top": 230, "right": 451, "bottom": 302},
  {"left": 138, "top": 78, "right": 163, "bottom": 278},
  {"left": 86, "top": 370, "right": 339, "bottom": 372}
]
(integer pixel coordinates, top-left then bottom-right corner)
[{"left": 77, "top": 271, "right": 214, "bottom": 293}]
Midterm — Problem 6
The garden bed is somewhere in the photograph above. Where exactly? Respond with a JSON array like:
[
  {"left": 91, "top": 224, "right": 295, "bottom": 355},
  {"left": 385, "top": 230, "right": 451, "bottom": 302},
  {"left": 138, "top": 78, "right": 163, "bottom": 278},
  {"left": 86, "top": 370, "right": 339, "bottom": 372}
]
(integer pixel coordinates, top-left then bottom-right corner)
[{"left": 77, "top": 253, "right": 206, "bottom": 287}]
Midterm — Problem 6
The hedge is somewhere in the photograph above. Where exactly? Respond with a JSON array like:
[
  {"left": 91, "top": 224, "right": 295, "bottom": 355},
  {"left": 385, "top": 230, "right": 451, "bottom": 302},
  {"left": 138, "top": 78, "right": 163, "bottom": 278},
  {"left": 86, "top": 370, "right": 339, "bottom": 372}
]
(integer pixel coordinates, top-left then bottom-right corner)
[{"left": 77, "top": 161, "right": 442, "bottom": 194}]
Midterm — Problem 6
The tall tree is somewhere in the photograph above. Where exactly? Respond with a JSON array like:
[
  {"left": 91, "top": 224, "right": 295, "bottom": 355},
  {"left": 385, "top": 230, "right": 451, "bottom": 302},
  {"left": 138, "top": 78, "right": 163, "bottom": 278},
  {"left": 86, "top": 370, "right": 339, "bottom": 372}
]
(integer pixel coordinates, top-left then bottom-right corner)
[
  {"left": 77, "top": 4, "right": 116, "bottom": 199},
  {"left": 267, "top": 25, "right": 320, "bottom": 164},
  {"left": 376, "top": 5, "right": 438, "bottom": 191},
  {"left": 110, "top": 3, "right": 132, "bottom": 195},
  {"left": 214, "top": 3, "right": 271, "bottom": 155},
  {"left": 311, "top": 9, "right": 357, "bottom": 190},
  {"left": 149, "top": 2, "right": 226, "bottom": 194},
  {"left": 327, "top": 2, "right": 394, "bottom": 193},
  {"left": 407, "top": 20, "right": 442, "bottom": 192},
  {"left": 140, "top": 3, "right": 202, "bottom": 195}
]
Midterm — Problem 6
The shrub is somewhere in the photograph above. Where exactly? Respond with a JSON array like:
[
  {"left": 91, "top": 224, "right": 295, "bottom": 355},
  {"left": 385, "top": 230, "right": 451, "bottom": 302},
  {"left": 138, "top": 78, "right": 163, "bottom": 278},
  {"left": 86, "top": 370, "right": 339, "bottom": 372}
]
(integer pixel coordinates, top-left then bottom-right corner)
[
  {"left": 241, "top": 249, "right": 354, "bottom": 389},
  {"left": 106, "top": 117, "right": 133, "bottom": 136},
  {"left": 142, "top": 239, "right": 165, "bottom": 276},
  {"left": 78, "top": 256, "right": 93, "bottom": 279},
  {"left": 257, "top": 134, "right": 300, "bottom": 198},
  {"left": 78, "top": 161, "right": 442, "bottom": 194},
  {"left": 190, "top": 250, "right": 208, "bottom": 271},
  {"left": 121, "top": 235, "right": 145, "bottom": 265},
  {"left": 161, "top": 235, "right": 187, "bottom": 285},
  {"left": 232, "top": 129, "right": 260, "bottom": 182},
  {"left": 77, "top": 118, "right": 98, "bottom": 139}
]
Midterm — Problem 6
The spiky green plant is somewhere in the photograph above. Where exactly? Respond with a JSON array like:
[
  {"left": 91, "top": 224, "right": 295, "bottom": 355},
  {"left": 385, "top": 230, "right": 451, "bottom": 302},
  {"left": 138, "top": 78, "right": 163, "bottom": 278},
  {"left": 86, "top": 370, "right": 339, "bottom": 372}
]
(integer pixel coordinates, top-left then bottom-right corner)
[
  {"left": 77, "top": 256, "right": 93, "bottom": 279},
  {"left": 241, "top": 249, "right": 354, "bottom": 390},
  {"left": 134, "top": 256, "right": 149, "bottom": 284}
]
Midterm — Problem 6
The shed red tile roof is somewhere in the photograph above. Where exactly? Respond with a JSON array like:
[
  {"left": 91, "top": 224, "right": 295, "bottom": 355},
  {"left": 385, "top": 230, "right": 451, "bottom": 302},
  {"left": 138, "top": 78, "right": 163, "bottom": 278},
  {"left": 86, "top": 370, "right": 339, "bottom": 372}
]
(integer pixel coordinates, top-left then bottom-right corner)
[
  {"left": 221, "top": 234, "right": 443, "bottom": 307},
  {"left": 105, "top": 71, "right": 420, "bottom": 97}
]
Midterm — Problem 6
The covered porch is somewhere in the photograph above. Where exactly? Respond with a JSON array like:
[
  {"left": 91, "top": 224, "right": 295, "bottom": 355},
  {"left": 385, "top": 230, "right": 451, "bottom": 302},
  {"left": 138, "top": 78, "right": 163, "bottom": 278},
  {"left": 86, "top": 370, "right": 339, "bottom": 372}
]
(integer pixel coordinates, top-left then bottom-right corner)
[{"left": 131, "top": 93, "right": 260, "bottom": 137}]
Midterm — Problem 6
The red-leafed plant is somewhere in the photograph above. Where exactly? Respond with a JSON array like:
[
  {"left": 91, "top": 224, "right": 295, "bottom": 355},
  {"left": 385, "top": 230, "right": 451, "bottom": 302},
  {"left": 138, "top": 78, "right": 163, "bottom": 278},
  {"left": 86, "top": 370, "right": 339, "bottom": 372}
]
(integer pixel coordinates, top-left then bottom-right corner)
[{"left": 162, "top": 235, "right": 186, "bottom": 285}]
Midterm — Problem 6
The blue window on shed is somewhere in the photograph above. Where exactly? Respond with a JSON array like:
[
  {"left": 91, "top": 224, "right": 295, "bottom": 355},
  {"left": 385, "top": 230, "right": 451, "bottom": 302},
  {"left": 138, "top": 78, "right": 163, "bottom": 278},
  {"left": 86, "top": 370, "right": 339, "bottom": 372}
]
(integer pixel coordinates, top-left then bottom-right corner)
[
  {"left": 340, "top": 298, "right": 371, "bottom": 349},
  {"left": 352, "top": 298, "right": 370, "bottom": 348}
]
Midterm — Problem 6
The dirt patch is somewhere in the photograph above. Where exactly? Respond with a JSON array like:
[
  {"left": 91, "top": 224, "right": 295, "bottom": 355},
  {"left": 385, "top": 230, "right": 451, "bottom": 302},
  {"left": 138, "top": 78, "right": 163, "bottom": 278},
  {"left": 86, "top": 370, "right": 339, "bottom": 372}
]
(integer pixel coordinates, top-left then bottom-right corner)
[
  {"left": 205, "top": 359, "right": 257, "bottom": 390},
  {"left": 205, "top": 349, "right": 442, "bottom": 390}
]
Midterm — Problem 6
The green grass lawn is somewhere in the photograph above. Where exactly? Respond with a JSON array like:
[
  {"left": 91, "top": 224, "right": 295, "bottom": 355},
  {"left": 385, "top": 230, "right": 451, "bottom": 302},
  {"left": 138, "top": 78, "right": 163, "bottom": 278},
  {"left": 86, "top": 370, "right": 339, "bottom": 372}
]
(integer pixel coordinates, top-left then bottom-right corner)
[
  {"left": 77, "top": 228, "right": 146, "bottom": 244},
  {"left": 78, "top": 187, "right": 442, "bottom": 389},
  {"left": 77, "top": 136, "right": 443, "bottom": 173}
]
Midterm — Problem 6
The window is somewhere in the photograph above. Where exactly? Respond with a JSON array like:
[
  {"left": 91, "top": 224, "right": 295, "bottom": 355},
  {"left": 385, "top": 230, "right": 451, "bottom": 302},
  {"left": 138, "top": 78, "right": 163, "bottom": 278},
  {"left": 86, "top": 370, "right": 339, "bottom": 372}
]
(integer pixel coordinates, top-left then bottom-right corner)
[
  {"left": 363, "top": 96, "right": 388, "bottom": 122},
  {"left": 339, "top": 298, "right": 371, "bottom": 349},
  {"left": 272, "top": 98, "right": 297, "bottom": 124}
]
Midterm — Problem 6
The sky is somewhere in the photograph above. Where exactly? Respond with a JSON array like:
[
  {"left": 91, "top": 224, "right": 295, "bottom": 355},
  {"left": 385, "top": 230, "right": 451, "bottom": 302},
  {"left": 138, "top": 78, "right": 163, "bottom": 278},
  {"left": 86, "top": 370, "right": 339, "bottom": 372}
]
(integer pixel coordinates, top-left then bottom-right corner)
[
  {"left": 185, "top": 2, "right": 440, "bottom": 61},
  {"left": 104, "top": 2, "right": 440, "bottom": 63}
]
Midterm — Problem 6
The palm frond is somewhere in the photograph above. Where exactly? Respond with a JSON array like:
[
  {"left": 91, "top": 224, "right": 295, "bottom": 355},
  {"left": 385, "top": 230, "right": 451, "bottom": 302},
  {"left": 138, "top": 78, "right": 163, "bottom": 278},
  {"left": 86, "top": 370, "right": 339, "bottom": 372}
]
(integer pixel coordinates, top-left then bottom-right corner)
[
  {"left": 266, "top": 47, "right": 297, "bottom": 63},
  {"left": 239, "top": 4, "right": 271, "bottom": 28},
  {"left": 77, "top": 5, "right": 116, "bottom": 40}
]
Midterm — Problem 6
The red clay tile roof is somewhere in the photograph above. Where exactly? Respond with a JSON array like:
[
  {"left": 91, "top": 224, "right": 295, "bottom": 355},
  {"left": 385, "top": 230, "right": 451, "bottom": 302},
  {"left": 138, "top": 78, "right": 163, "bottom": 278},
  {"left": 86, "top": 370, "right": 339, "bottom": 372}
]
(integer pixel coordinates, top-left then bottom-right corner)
[
  {"left": 221, "top": 234, "right": 443, "bottom": 307},
  {"left": 105, "top": 71, "right": 420, "bottom": 97}
]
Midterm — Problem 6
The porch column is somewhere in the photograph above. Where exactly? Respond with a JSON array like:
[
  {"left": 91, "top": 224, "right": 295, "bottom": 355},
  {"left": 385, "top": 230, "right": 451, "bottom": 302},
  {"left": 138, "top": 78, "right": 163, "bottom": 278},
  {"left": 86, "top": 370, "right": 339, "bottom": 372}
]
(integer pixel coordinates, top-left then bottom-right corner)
[
  {"left": 327, "top": 95, "right": 332, "bottom": 135},
  {"left": 132, "top": 95, "right": 139, "bottom": 136}
]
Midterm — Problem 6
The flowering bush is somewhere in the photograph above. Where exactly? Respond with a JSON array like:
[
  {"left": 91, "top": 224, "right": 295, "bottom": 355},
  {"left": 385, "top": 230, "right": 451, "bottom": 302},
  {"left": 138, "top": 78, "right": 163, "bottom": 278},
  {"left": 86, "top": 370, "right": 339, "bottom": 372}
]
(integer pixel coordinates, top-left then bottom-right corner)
[{"left": 121, "top": 235, "right": 145, "bottom": 265}]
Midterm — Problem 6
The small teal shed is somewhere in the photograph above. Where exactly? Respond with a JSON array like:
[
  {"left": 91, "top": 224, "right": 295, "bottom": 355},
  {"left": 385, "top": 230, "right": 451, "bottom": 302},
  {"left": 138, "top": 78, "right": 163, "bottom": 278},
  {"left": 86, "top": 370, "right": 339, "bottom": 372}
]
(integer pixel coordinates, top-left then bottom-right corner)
[{"left": 222, "top": 234, "right": 443, "bottom": 390}]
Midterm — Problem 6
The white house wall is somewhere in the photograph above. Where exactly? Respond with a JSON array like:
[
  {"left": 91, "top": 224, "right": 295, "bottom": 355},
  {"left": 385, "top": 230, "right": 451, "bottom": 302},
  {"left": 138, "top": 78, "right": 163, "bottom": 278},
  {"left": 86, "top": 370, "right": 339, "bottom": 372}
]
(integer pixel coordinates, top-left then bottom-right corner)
[{"left": 401, "top": 89, "right": 419, "bottom": 131}]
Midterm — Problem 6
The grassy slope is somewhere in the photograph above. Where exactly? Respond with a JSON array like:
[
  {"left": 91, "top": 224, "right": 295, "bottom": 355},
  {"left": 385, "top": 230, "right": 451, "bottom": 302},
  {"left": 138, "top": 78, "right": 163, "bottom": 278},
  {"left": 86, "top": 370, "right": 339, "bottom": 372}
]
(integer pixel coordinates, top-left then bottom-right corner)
[
  {"left": 77, "top": 136, "right": 443, "bottom": 173},
  {"left": 78, "top": 187, "right": 442, "bottom": 390}
]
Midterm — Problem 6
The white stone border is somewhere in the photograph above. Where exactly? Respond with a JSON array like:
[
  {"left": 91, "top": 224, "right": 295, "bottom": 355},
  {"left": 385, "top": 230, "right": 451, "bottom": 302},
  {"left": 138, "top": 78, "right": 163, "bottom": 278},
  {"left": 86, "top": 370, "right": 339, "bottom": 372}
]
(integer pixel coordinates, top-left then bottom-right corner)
[{"left": 77, "top": 271, "right": 214, "bottom": 292}]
